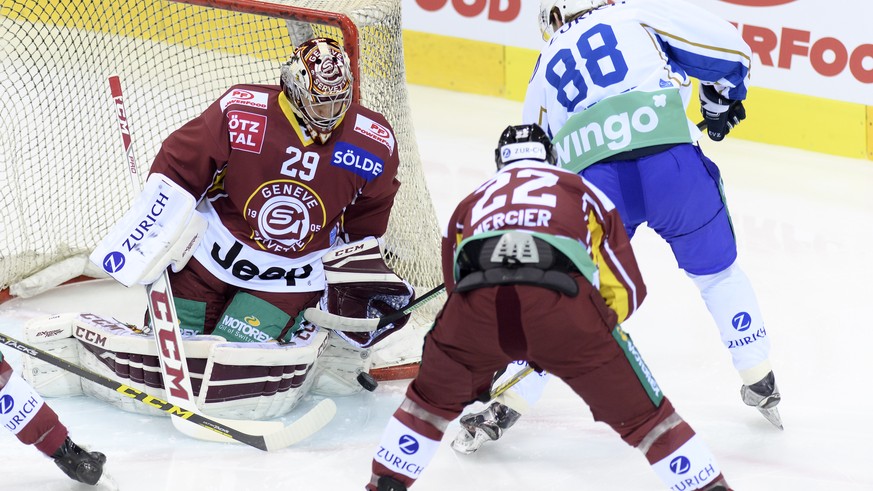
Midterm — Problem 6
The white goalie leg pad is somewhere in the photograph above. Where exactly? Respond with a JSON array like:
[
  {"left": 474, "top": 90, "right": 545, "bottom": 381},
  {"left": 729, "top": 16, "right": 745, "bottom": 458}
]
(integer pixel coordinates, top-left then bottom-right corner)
[
  {"left": 69, "top": 313, "right": 223, "bottom": 417},
  {"left": 89, "top": 173, "right": 206, "bottom": 287},
  {"left": 195, "top": 328, "right": 329, "bottom": 420},
  {"left": 22, "top": 313, "right": 84, "bottom": 397},
  {"left": 310, "top": 330, "right": 373, "bottom": 396}
]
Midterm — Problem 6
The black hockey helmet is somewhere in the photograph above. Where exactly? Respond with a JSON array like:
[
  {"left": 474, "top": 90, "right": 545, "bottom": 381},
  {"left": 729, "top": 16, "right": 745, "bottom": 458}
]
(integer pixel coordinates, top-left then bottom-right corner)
[{"left": 494, "top": 124, "right": 557, "bottom": 169}]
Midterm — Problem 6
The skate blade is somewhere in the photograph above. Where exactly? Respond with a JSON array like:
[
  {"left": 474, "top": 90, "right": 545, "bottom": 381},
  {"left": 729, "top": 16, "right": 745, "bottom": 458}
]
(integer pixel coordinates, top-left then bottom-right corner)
[
  {"left": 451, "top": 429, "right": 490, "bottom": 455},
  {"left": 757, "top": 405, "right": 784, "bottom": 430}
]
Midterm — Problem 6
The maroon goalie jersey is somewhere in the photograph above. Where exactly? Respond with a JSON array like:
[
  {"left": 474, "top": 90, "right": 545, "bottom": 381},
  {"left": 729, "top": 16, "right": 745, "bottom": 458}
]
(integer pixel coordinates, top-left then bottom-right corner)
[
  {"left": 442, "top": 161, "right": 646, "bottom": 323},
  {"left": 150, "top": 84, "right": 400, "bottom": 293}
]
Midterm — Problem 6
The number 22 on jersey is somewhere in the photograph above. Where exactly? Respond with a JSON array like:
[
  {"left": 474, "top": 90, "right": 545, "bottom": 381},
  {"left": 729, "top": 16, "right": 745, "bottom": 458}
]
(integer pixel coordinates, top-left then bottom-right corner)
[{"left": 470, "top": 169, "right": 558, "bottom": 232}]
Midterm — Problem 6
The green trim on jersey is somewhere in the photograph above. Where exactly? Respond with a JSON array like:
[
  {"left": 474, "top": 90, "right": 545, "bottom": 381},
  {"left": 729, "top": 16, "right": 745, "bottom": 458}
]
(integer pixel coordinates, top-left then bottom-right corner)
[
  {"left": 454, "top": 230, "right": 598, "bottom": 284},
  {"left": 553, "top": 88, "right": 693, "bottom": 173},
  {"left": 611, "top": 324, "right": 664, "bottom": 406}
]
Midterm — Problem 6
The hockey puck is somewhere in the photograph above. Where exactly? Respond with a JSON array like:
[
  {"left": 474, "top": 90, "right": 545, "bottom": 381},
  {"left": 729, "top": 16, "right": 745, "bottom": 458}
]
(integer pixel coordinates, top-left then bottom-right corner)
[{"left": 357, "top": 372, "right": 379, "bottom": 392}]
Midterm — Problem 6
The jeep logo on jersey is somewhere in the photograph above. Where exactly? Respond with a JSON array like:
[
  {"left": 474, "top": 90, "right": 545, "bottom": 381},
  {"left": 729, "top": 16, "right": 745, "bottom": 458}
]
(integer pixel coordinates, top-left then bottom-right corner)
[
  {"left": 353, "top": 113, "right": 395, "bottom": 155},
  {"left": 398, "top": 435, "right": 420, "bottom": 455},
  {"left": 245, "top": 181, "right": 326, "bottom": 253},
  {"left": 101, "top": 251, "right": 126, "bottom": 273},
  {"left": 227, "top": 110, "right": 267, "bottom": 154},
  {"left": 719, "top": 0, "right": 795, "bottom": 5},
  {"left": 219, "top": 88, "right": 269, "bottom": 111},
  {"left": 332, "top": 142, "right": 384, "bottom": 181}
]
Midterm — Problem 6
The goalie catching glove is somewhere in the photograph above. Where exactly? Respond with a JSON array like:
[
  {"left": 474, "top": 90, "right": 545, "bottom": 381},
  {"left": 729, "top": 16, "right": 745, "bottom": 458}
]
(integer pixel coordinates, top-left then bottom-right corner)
[
  {"left": 320, "top": 237, "right": 415, "bottom": 348},
  {"left": 699, "top": 84, "right": 746, "bottom": 142},
  {"left": 89, "top": 173, "right": 206, "bottom": 287}
]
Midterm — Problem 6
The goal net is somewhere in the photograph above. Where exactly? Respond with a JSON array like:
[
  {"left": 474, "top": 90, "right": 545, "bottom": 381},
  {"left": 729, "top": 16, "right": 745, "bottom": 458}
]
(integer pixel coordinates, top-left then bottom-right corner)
[{"left": 0, "top": 0, "right": 443, "bottom": 373}]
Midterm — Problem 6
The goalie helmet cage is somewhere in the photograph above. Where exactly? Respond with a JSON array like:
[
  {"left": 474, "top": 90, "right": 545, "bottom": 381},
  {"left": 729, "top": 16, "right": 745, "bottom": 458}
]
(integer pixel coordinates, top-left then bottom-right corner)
[{"left": 0, "top": 0, "right": 442, "bottom": 376}]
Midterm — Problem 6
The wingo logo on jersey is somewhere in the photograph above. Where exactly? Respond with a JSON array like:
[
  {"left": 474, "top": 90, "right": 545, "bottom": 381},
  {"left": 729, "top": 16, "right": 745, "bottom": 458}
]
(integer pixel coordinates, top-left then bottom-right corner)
[{"left": 332, "top": 141, "right": 385, "bottom": 181}]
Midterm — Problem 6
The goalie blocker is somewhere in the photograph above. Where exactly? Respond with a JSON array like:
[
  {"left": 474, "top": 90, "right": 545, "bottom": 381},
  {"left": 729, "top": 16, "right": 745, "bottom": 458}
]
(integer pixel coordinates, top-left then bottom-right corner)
[
  {"left": 320, "top": 237, "right": 416, "bottom": 347},
  {"left": 89, "top": 173, "right": 206, "bottom": 287}
]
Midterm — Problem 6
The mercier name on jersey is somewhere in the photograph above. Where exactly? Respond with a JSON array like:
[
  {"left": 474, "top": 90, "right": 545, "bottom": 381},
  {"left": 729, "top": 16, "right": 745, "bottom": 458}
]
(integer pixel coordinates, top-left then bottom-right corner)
[{"left": 150, "top": 83, "right": 401, "bottom": 293}]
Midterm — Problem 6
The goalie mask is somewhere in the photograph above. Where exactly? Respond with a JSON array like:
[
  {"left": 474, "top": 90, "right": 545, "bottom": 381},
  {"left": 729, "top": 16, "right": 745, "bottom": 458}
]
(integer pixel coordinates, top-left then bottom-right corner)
[
  {"left": 495, "top": 124, "right": 557, "bottom": 169},
  {"left": 538, "top": 0, "right": 609, "bottom": 41},
  {"left": 280, "top": 37, "right": 353, "bottom": 142}
]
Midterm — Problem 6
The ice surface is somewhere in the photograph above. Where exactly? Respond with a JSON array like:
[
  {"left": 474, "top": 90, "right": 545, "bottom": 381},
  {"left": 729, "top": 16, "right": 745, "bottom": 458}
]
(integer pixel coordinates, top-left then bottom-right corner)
[{"left": 1, "top": 85, "right": 871, "bottom": 490}]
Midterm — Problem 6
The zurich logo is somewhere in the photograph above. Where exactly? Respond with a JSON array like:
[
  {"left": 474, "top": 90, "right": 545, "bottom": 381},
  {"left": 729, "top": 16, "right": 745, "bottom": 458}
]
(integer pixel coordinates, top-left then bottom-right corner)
[
  {"left": 0, "top": 395, "right": 14, "bottom": 414},
  {"left": 398, "top": 435, "right": 419, "bottom": 455},
  {"left": 732, "top": 312, "right": 752, "bottom": 332},
  {"left": 502, "top": 148, "right": 512, "bottom": 159},
  {"left": 102, "top": 251, "right": 126, "bottom": 273},
  {"left": 669, "top": 456, "right": 691, "bottom": 475}
]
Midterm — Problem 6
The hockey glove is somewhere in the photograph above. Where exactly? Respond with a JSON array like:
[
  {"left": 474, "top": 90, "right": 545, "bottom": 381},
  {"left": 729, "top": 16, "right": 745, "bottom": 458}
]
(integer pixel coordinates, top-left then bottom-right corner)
[
  {"left": 699, "top": 84, "right": 746, "bottom": 142},
  {"left": 322, "top": 238, "right": 415, "bottom": 348}
]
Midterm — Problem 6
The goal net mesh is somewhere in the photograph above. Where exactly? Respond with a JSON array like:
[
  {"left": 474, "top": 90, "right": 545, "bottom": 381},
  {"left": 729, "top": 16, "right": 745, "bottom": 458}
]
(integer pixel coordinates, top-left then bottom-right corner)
[{"left": 0, "top": 0, "right": 443, "bottom": 367}]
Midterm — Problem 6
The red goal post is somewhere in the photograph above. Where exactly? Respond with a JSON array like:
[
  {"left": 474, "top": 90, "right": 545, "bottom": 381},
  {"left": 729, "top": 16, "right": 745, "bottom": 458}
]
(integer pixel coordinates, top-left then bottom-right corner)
[{"left": 0, "top": 0, "right": 441, "bottom": 378}]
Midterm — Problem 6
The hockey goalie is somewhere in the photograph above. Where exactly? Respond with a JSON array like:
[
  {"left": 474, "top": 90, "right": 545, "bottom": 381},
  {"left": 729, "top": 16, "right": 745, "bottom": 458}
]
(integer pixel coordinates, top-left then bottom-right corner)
[{"left": 23, "top": 38, "right": 416, "bottom": 421}]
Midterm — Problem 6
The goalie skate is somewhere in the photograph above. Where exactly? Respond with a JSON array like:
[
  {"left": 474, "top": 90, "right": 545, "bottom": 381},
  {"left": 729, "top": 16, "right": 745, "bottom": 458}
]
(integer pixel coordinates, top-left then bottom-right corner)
[
  {"left": 740, "top": 371, "right": 783, "bottom": 430},
  {"left": 451, "top": 402, "right": 521, "bottom": 454}
]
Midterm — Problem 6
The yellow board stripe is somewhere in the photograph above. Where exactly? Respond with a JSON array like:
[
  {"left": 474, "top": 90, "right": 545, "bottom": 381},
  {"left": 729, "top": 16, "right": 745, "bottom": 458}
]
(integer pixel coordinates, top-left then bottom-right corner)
[{"left": 404, "top": 30, "right": 872, "bottom": 161}]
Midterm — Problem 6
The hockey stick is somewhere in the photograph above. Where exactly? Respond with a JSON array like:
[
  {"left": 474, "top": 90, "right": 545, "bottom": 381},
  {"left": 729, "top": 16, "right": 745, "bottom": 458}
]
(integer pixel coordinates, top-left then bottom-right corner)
[
  {"left": 108, "top": 75, "right": 335, "bottom": 443},
  {"left": 489, "top": 366, "right": 535, "bottom": 400},
  {"left": 0, "top": 332, "right": 334, "bottom": 451},
  {"left": 303, "top": 283, "right": 446, "bottom": 331}
]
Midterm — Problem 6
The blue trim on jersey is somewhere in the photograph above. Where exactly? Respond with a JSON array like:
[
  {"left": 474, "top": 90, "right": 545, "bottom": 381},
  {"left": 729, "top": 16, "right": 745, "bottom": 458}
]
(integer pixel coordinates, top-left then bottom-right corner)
[{"left": 661, "top": 46, "right": 749, "bottom": 100}]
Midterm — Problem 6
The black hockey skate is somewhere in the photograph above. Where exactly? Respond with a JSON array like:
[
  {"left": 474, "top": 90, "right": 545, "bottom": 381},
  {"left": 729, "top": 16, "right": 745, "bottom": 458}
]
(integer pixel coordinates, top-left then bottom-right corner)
[
  {"left": 52, "top": 436, "right": 107, "bottom": 485},
  {"left": 376, "top": 475, "right": 407, "bottom": 491},
  {"left": 740, "top": 371, "right": 783, "bottom": 430},
  {"left": 451, "top": 401, "right": 521, "bottom": 454}
]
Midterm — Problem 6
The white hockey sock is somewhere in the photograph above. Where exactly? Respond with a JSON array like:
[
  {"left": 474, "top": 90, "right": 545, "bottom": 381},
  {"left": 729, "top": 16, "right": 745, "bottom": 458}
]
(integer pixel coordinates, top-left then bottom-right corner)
[{"left": 688, "top": 262, "right": 772, "bottom": 384}]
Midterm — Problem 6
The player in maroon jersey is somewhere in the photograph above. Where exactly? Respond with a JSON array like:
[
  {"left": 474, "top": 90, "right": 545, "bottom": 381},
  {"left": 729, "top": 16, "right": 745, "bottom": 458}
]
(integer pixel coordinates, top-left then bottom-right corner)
[
  {"left": 365, "top": 125, "right": 732, "bottom": 491},
  {"left": 146, "top": 36, "right": 412, "bottom": 348},
  {"left": 79, "top": 37, "right": 414, "bottom": 416},
  {"left": 1, "top": 354, "right": 106, "bottom": 485}
]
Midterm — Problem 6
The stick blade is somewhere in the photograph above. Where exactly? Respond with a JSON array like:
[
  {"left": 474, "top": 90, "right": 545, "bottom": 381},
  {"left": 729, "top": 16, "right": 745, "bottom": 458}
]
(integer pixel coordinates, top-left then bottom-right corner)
[
  {"left": 303, "top": 307, "right": 379, "bottom": 332},
  {"left": 169, "top": 414, "right": 286, "bottom": 443},
  {"left": 263, "top": 398, "right": 337, "bottom": 451}
]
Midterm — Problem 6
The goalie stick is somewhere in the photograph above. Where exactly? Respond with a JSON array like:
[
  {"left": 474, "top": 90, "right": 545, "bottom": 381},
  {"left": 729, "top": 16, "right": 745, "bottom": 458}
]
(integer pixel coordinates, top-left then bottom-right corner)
[
  {"left": 304, "top": 283, "right": 446, "bottom": 332},
  {"left": 0, "top": 332, "right": 335, "bottom": 452},
  {"left": 108, "top": 75, "right": 335, "bottom": 443}
]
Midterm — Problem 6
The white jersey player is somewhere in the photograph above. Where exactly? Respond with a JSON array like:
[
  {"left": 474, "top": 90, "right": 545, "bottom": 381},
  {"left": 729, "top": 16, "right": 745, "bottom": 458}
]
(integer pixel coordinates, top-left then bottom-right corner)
[{"left": 454, "top": 0, "right": 781, "bottom": 455}]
